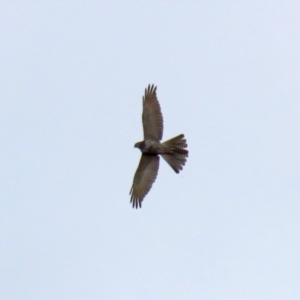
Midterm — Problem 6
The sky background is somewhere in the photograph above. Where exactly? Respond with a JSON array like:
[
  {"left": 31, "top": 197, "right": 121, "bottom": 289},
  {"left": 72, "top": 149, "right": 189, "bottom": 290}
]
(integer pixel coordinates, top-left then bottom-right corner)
[{"left": 1, "top": 2, "right": 300, "bottom": 299}]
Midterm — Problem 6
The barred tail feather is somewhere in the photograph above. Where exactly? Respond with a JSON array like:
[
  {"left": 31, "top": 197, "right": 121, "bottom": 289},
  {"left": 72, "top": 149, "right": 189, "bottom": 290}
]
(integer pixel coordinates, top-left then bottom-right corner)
[{"left": 161, "top": 134, "right": 188, "bottom": 173}]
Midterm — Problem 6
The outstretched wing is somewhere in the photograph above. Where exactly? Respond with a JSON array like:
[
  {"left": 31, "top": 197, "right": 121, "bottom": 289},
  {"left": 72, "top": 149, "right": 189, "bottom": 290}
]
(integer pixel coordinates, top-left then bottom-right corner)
[
  {"left": 142, "top": 84, "right": 163, "bottom": 141},
  {"left": 130, "top": 154, "right": 160, "bottom": 208}
]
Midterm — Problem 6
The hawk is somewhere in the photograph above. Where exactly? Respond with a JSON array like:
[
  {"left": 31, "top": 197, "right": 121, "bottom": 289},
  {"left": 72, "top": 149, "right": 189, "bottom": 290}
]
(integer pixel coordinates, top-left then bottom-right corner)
[{"left": 129, "top": 84, "right": 188, "bottom": 208}]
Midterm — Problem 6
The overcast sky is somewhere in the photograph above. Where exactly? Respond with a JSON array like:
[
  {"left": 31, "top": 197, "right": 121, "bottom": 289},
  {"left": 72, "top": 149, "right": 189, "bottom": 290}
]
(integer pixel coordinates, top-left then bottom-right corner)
[{"left": 1, "top": 2, "right": 300, "bottom": 299}]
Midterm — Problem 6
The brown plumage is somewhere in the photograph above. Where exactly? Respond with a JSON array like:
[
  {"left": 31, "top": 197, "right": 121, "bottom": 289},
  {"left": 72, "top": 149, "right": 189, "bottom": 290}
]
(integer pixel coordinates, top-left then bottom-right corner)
[{"left": 130, "top": 84, "right": 188, "bottom": 208}]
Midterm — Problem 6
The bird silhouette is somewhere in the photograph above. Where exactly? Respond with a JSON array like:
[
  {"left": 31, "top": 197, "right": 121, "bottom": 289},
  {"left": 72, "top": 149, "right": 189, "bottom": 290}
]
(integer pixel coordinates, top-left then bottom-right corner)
[{"left": 130, "top": 84, "right": 188, "bottom": 208}]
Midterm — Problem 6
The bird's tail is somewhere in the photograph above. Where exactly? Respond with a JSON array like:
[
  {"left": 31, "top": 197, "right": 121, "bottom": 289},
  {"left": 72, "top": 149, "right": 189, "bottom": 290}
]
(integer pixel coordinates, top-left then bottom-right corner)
[{"left": 161, "top": 134, "right": 188, "bottom": 173}]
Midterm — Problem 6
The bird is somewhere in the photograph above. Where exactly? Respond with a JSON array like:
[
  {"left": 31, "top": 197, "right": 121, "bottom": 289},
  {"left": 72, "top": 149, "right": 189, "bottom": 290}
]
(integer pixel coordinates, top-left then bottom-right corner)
[{"left": 129, "top": 84, "right": 188, "bottom": 208}]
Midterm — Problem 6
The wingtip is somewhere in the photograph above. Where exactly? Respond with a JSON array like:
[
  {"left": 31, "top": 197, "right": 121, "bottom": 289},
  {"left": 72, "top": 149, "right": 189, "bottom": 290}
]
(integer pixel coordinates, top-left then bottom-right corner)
[{"left": 146, "top": 84, "right": 157, "bottom": 93}]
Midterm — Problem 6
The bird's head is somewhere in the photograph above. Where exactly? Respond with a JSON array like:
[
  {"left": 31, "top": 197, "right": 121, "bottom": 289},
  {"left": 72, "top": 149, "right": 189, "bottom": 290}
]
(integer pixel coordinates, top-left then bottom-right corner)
[{"left": 134, "top": 141, "right": 143, "bottom": 150}]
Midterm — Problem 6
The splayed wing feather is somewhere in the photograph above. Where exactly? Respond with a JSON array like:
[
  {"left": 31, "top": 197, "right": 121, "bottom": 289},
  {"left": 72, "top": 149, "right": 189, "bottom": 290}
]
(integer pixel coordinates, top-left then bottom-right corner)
[
  {"left": 142, "top": 84, "right": 164, "bottom": 141},
  {"left": 130, "top": 155, "right": 160, "bottom": 208}
]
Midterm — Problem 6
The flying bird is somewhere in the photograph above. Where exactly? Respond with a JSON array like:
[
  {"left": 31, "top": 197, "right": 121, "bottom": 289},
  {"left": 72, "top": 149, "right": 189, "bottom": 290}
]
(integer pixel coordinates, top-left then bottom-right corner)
[{"left": 130, "top": 84, "right": 188, "bottom": 208}]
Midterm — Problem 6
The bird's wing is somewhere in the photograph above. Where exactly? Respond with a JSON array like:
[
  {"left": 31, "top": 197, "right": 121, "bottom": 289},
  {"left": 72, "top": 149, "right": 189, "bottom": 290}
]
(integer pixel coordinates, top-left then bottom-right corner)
[
  {"left": 130, "top": 154, "right": 160, "bottom": 208},
  {"left": 142, "top": 84, "right": 163, "bottom": 141}
]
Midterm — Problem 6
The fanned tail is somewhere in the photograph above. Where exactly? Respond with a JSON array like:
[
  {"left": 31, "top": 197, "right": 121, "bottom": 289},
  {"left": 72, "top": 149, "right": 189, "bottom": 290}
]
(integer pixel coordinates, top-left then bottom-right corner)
[{"left": 161, "top": 134, "right": 188, "bottom": 173}]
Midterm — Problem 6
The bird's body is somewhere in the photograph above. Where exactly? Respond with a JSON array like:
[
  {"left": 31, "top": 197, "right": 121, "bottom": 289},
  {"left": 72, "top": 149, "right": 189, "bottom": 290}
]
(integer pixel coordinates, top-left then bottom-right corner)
[
  {"left": 134, "top": 140, "right": 162, "bottom": 154},
  {"left": 130, "top": 84, "right": 188, "bottom": 208},
  {"left": 135, "top": 140, "right": 174, "bottom": 154}
]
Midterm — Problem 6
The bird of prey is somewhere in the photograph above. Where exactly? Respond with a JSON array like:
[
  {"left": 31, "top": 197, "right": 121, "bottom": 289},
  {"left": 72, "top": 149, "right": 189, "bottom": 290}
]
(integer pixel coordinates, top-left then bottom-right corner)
[{"left": 129, "top": 84, "right": 188, "bottom": 208}]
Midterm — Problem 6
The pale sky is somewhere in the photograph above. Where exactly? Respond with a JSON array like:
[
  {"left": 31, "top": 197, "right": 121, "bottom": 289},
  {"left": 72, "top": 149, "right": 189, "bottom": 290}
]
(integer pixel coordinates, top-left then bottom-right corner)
[{"left": 1, "top": 2, "right": 300, "bottom": 299}]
